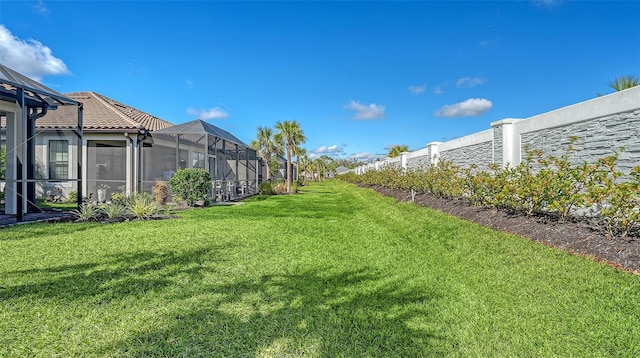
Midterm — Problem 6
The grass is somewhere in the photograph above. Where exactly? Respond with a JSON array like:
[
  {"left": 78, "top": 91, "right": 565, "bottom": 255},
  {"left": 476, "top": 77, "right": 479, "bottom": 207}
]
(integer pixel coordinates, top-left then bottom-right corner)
[{"left": 1, "top": 180, "right": 639, "bottom": 357}]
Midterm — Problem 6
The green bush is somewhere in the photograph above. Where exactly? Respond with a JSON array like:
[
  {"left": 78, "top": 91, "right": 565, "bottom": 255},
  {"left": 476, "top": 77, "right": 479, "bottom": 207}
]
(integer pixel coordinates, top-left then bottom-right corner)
[
  {"left": 258, "top": 182, "right": 274, "bottom": 195},
  {"left": 71, "top": 203, "right": 101, "bottom": 221},
  {"left": 66, "top": 190, "right": 78, "bottom": 204},
  {"left": 101, "top": 203, "right": 128, "bottom": 219},
  {"left": 128, "top": 192, "right": 158, "bottom": 219},
  {"left": 337, "top": 140, "right": 640, "bottom": 238},
  {"left": 168, "top": 168, "right": 212, "bottom": 207}
]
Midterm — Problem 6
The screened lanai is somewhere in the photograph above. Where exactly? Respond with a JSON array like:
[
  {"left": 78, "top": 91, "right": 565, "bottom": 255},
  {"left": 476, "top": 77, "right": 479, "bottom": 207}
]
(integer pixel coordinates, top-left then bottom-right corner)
[
  {"left": 0, "top": 63, "right": 83, "bottom": 222},
  {"left": 143, "top": 119, "right": 258, "bottom": 202}
]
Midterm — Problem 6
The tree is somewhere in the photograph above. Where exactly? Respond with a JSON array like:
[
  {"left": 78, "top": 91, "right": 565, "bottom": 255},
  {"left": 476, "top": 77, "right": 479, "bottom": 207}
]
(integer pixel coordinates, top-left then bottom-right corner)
[
  {"left": 250, "top": 126, "right": 282, "bottom": 181},
  {"left": 293, "top": 146, "right": 307, "bottom": 181},
  {"left": 608, "top": 75, "right": 639, "bottom": 91},
  {"left": 598, "top": 75, "right": 639, "bottom": 96},
  {"left": 274, "top": 120, "right": 306, "bottom": 193},
  {"left": 387, "top": 144, "right": 409, "bottom": 158},
  {"left": 298, "top": 153, "right": 311, "bottom": 181}
]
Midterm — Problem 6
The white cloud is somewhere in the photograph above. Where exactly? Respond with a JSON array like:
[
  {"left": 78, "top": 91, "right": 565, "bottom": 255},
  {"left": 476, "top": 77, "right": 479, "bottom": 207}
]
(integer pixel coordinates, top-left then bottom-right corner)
[
  {"left": 433, "top": 82, "right": 448, "bottom": 94},
  {"left": 435, "top": 98, "right": 493, "bottom": 118},
  {"left": 185, "top": 79, "right": 194, "bottom": 89},
  {"left": 345, "top": 100, "right": 386, "bottom": 119},
  {"left": 0, "top": 24, "right": 69, "bottom": 81},
  {"left": 32, "top": 1, "right": 50, "bottom": 15},
  {"left": 313, "top": 145, "right": 344, "bottom": 155},
  {"left": 408, "top": 83, "right": 426, "bottom": 94},
  {"left": 456, "top": 77, "right": 486, "bottom": 88},
  {"left": 348, "top": 152, "right": 383, "bottom": 161},
  {"left": 187, "top": 107, "right": 229, "bottom": 119}
]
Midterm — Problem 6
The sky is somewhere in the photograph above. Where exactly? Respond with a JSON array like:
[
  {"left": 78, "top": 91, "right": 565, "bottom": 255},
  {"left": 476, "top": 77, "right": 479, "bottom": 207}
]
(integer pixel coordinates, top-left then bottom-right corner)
[{"left": 1, "top": 0, "right": 639, "bottom": 162}]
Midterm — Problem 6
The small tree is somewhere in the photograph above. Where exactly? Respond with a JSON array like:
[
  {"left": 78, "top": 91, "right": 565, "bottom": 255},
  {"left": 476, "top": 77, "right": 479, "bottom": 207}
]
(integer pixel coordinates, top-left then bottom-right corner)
[
  {"left": 387, "top": 145, "right": 409, "bottom": 158},
  {"left": 598, "top": 74, "right": 639, "bottom": 96},
  {"left": 608, "top": 75, "right": 638, "bottom": 91},
  {"left": 168, "top": 168, "right": 212, "bottom": 206}
]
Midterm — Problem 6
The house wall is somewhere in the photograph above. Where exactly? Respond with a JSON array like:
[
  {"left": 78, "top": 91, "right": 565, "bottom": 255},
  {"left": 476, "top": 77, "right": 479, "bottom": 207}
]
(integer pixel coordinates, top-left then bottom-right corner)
[
  {"left": 352, "top": 86, "right": 640, "bottom": 175},
  {"left": 34, "top": 130, "right": 80, "bottom": 200}
]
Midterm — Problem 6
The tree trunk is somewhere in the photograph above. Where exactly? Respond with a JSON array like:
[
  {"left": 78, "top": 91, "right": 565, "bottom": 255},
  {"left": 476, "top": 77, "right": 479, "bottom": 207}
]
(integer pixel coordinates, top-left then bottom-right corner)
[
  {"left": 286, "top": 148, "right": 292, "bottom": 193},
  {"left": 265, "top": 157, "right": 271, "bottom": 181}
]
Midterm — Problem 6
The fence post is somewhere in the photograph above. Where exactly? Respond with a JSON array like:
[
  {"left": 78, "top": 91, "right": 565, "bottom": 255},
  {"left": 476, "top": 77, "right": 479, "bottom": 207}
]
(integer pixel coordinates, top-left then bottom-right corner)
[
  {"left": 427, "top": 142, "right": 441, "bottom": 167},
  {"left": 400, "top": 152, "right": 408, "bottom": 169},
  {"left": 491, "top": 119, "right": 520, "bottom": 168}
]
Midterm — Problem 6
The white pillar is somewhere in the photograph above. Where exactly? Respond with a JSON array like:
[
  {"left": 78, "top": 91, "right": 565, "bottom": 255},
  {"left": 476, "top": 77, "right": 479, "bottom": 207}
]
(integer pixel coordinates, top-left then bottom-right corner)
[
  {"left": 491, "top": 119, "right": 520, "bottom": 168},
  {"left": 400, "top": 152, "right": 408, "bottom": 169},
  {"left": 427, "top": 142, "right": 441, "bottom": 166}
]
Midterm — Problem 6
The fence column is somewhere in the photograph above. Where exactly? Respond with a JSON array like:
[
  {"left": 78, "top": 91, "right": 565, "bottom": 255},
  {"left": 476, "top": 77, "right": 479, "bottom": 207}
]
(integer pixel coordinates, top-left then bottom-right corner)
[
  {"left": 427, "top": 142, "right": 441, "bottom": 167},
  {"left": 400, "top": 152, "right": 408, "bottom": 169},
  {"left": 491, "top": 119, "right": 520, "bottom": 168}
]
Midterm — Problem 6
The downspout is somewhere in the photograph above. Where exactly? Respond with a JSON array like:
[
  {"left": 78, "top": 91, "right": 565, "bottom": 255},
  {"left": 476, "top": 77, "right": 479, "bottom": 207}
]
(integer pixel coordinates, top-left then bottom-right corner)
[{"left": 137, "top": 129, "right": 149, "bottom": 193}]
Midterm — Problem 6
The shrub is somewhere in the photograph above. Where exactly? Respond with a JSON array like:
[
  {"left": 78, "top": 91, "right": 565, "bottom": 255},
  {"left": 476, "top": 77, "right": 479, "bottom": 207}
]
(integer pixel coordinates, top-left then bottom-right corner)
[
  {"left": 66, "top": 190, "right": 78, "bottom": 204},
  {"left": 258, "top": 182, "right": 274, "bottom": 195},
  {"left": 153, "top": 180, "right": 169, "bottom": 205},
  {"left": 587, "top": 152, "right": 640, "bottom": 237},
  {"left": 71, "top": 202, "right": 101, "bottom": 221},
  {"left": 272, "top": 181, "right": 288, "bottom": 195},
  {"left": 101, "top": 203, "right": 128, "bottom": 219},
  {"left": 128, "top": 192, "right": 158, "bottom": 219},
  {"left": 110, "top": 186, "right": 132, "bottom": 207},
  {"left": 168, "top": 168, "right": 212, "bottom": 207}
]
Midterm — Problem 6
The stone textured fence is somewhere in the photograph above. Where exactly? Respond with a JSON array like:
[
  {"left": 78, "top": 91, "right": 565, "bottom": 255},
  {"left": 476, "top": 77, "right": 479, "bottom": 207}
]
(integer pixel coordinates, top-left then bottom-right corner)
[{"left": 354, "top": 86, "right": 640, "bottom": 174}]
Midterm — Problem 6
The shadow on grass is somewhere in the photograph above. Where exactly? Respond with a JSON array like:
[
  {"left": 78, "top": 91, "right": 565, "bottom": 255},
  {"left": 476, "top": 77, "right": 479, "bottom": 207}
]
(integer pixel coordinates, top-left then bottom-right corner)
[
  {"left": 105, "top": 268, "right": 451, "bottom": 356},
  {"left": 0, "top": 222, "right": 103, "bottom": 241},
  {"left": 2, "top": 245, "right": 453, "bottom": 355},
  {"left": 0, "top": 245, "right": 232, "bottom": 303}
]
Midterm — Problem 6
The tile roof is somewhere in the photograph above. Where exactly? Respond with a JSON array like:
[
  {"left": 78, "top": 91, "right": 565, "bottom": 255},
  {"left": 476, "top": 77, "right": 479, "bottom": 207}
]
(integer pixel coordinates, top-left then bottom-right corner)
[
  {"left": 23, "top": 91, "right": 174, "bottom": 131},
  {"left": 1, "top": 63, "right": 79, "bottom": 107}
]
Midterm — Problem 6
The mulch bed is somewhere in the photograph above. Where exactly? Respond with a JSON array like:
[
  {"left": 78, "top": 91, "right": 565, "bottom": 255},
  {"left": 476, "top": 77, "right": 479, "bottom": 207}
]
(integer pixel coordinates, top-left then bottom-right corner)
[{"left": 363, "top": 184, "right": 640, "bottom": 274}]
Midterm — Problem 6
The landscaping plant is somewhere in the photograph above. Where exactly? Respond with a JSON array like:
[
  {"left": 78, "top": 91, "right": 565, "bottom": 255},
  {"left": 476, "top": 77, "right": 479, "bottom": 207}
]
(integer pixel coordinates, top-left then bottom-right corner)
[{"left": 168, "top": 168, "right": 212, "bottom": 206}]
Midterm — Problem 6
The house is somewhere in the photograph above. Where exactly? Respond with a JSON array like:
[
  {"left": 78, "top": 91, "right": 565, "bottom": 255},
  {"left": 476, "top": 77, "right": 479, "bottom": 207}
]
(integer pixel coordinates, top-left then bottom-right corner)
[
  {"left": 1, "top": 63, "right": 83, "bottom": 221},
  {"left": 2, "top": 88, "right": 260, "bottom": 214},
  {"left": 335, "top": 166, "right": 350, "bottom": 175}
]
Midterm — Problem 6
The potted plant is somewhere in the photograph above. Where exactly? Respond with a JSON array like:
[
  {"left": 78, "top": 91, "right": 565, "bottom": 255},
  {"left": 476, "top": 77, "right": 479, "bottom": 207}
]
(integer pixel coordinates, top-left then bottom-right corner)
[{"left": 96, "top": 184, "right": 110, "bottom": 202}]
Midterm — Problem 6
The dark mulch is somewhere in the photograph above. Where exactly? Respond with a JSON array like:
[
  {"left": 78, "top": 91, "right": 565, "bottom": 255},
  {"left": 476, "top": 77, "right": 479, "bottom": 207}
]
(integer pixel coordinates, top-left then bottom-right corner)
[{"left": 363, "top": 185, "right": 640, "bottom": 274}]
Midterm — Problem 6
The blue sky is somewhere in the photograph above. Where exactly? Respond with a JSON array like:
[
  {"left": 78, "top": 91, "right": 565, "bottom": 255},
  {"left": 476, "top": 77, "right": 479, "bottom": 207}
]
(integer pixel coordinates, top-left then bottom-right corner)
[{"left": 1, "top": 0, "right": 638, "bottom": 161}]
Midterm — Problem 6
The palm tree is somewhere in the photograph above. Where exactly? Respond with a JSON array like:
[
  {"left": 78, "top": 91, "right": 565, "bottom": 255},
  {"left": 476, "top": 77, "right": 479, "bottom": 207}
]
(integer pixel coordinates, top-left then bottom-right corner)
[
  {"left": 297, "top": 153, "right": 309, "bottom": 181},
  {"left": 598, "top": 75, "right": 639, "bottom": 96},
  {"left": 250, "top": 126, "right": 281, "bottom": 181},
  {"left": 293, "top": 147, "right": 307, "bottom": 181},
  {"left": 608, "top": 75, "right": 639, "bottom": 91},
  {"left": 274, "top": 120, "right": 307, "bottom": 193},
  {"left": 387, "top": 144, "right": 410, "bottom": 158}
]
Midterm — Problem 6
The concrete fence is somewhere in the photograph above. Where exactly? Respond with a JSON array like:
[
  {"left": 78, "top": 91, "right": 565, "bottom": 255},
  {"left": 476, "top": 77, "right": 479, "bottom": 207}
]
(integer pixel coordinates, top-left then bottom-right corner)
[{"left": 354, "top": 86, "right": 640, "bottom": 175}]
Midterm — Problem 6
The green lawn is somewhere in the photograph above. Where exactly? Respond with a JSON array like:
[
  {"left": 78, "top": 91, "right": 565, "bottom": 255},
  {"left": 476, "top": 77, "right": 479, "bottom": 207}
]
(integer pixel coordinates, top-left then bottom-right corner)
[{"left": 1, "top": 181, "right": 639, "bottom": 357}]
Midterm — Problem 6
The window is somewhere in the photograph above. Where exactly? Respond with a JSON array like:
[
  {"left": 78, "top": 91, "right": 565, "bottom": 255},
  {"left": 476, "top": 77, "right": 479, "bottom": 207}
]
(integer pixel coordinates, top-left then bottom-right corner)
[
  {"left": 193, "top": 151, "right": 205, "bottom": 168},
  {"left": 49, "top": 140, "right": 69, "bottom": 179}
]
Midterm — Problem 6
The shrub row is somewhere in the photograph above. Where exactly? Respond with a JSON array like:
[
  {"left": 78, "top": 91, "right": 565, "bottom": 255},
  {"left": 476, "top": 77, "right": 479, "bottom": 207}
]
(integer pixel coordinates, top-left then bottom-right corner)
[{"left": 339, "top": 141, "right": 640, "bottom": 237}]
